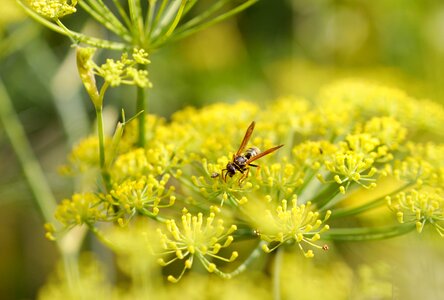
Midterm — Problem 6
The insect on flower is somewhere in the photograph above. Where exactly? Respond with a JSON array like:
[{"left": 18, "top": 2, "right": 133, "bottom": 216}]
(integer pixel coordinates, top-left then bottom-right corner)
[{"left": 221, "top": 121, "right": 283, "bottom": 184}]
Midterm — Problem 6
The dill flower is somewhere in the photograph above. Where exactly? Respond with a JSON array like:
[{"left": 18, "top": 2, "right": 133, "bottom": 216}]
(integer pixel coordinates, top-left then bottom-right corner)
[
  {"left": 107, "top": 174, "right": 176, "bottom": 224},
  {"left": 81, "top": 47, "right": 152, "bottom": 89},
  {"left": 59, "top": 136, "right": 107, "bottom": 175},
  {"left": 29, "top": 0, "right": 77, "bottom": 19},
  {"left": 319, "top": 133, "right": 383, "bottom": 193},
  {"left": 387, "top": 189, "right": 444, "bottom": 235},
  {"left": 54, "top": 193, "right": 109, "bottom": 229},
  {"left": 253, "top": 196, "right": 331, "bottom": 258},
  {"left": 157, "top": 210, "right": 238, "bottom": 282},
  {"left": 53, "top": 80, "right": 444, "bottom": 283}
]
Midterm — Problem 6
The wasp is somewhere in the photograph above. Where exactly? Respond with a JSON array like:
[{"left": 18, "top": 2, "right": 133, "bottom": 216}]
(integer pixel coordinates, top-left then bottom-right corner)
[{"left": 221, "top": 121, "right": 283, "bottom": 183}]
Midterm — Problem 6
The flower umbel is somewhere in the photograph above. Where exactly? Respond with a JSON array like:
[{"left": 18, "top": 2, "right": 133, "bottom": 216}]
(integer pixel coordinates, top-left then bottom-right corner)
[
  {"left": 107, "top": 174, "right": 176, "bottom": 225},
  {"left": 54, "top": 193, "right": 109, "bottom": 229},
  {"left": 257, "top": 197, "right": 331, "bottom": 258},
  {"left": 157, "top": 211, "right": 238, "bottom": 282},
  {"left": 387, "top": 189, "right": 444, "bottom": 235},
  {"left": 29, "top": 0, "right": 77, "bottom": 19},
  {"left": 52, "top": 80, "right": 444, "bottom": 282}
]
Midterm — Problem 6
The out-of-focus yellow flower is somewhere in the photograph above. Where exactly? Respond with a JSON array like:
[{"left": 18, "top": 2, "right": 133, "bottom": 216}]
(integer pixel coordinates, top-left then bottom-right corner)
[
  {"left": 54, "top": 193, "right": 109, "bottom": 228},
  {"left": 107, "top": 174, "right": 175, "bottom": 224},
  {"left": 387, "top": 189, "right": 444, "bottom": 235},
  {"left": 38, "top": 254, "right": 113, "bottom": 300},
  {"left": 29, "top": 0, "right": 77, "bottom": 19},
  {"left": 59, "top": 136, "right": 106, "bottom": 175}
]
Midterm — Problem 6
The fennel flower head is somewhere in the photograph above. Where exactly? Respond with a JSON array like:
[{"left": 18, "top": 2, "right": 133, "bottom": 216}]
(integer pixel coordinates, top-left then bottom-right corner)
[
  {"left": 29, "top": 0, "right": 77, "bottom": 19},
  {"left": 53, "top": 80, "right": 444, "bottom": 282}
]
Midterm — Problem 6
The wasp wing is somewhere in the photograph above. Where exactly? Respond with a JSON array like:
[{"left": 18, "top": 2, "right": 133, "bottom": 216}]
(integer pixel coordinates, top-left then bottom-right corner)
[
  {"left": 236, "top": 121, "right": 255, "bottom": 155},
  {"left": 246, "top": 144, "right": 284, "bottom": 163}
]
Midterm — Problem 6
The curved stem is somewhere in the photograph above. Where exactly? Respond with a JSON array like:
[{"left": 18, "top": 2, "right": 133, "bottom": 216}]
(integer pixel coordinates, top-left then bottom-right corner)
[
  {"left": 17, "top": 0, "right": 127, "bottom": 50},
  {"left": 223, "top": 241, "right": 265, "bottom": 278},
  {"left": 0, "top": 79, "right": 82, "bottom": 291},
  {"left": 329, "top": 183, "right": 414, "bottom": 220},
  {"left": 0, "top": 80, "right": 57, "bottom": 223},
  {"left": 88, "top": 224, "right": 115, "bottom": 248},
  {"left": 136, "top": 85, "right": 146, "bottom": 147},
  {"left": 79, "top": 0, "right": 132, "bottom": 42},
  {"left": 322, "top": 223, "right": 416, "bottom": 241},
  {"left": 174, "top": 0, "right": 231, "bottom": 34},
  {"left": 95, "top": 106, "right": 111, "bottom": 191},
  {"left": 128, "top": 0, "right": 145, "bottom": 45},
  {"left": 169, "top": 0, "right": 258, "bottom": 43}
]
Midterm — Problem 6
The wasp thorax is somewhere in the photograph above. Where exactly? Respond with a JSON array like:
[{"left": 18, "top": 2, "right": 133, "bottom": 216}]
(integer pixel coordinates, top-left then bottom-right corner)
[{"left": 234, "top": 155, "right": 248, "bottom": 165}]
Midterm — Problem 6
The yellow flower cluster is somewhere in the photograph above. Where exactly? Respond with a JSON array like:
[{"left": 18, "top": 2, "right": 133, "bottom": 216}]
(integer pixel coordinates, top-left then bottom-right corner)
[
  {"left": 29, "top": 0, "right": 77, "bottom": 19},
  {"left": 94, "top": 48, "right": 151, "bottom": 88},
  {"left": 387, "top": 189, "right": 444, "bottom": 235},
  {"left": 157, "top": 210, "right": 238, "bottom": 282},
  {"left": 257, "top": 197, "right": 331, "bottom": 258},
  {"left": 54, "top": 80, "right": 444, "bottom": 281},
  {"left": 107, "top": 174, "right": 176, "bottom": 224},
  {"left": 54, "top": 193, "right": 108, "bottom": 228},
  {"left": 59, "top": 136, "right": 106, "bottom": 175},
  {"left": 76, "top": 47, "right": 151, "bottom": 107}
]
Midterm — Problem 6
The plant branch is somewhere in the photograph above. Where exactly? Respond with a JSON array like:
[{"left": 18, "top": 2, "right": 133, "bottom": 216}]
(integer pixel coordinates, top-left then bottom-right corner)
[
  {"left": 0, "top": 79, "right": 57, "bottom": 223},
  {"left": 329, "top": 183, "right": 414, "bottom": 219},
  {"left": 323, "top": 223, "right": 416, "bottom": 241}
]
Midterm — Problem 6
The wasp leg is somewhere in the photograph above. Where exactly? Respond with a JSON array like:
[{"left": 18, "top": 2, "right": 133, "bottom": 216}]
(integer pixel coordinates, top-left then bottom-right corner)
[
  {"left": 249, "top": 163, "right": 261, "bottom": 179},
  {"left": 238, "top": 168, "right": 249, "bottom": 185},
  {"left": 221, "top": 169, "right": 228, "bottom": 182}
]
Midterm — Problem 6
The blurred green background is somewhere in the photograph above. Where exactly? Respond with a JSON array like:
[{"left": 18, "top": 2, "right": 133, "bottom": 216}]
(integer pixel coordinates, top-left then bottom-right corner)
[{"left": 1, "top": 0, "right": 444, "bottom": 299}]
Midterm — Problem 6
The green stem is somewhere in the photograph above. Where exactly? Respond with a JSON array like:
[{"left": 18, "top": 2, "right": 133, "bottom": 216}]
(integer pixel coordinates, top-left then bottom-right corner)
[
  {"left": 96, "top": 107, "right": 105, "bottom": 169},
  {"left": 168, "top": 0, "right": 258, "bottom": 43},
  {"left": 62, "top": 252, "right": 80, "bottom": 294},
  {"left": 309, "top": 181, "right": 341, "bottom": 208},
  {"left": 273, "top": 248, "right": 283, "bottom": 300},
  {"left": 215, "top": 241, "right": 265, "bottom": 279},
  {"left": 17, "top": 0, "right": 127, "bottom": 50},
  {"left": 111, "top": 0, "right": 132, "bottom": 29},
  {"left": 162, "top": 1, "right": 187, "bottom": 39},
  {"left": 0, "top": 79, "right": 82, "bottom": 291},
  {"left": 329, "top": 183, "right": 414, "bottom": 220},
  {"left": 322, "top": 223, "right": 416, "bottom": 241},
  {"left": 144, "top": 0, "right": 157, "bottom": 37},
  {"left": 0, "top": 80, "right": 57, "bottom": 223},
  {"left": 150, "top": 0, "right": 187, "bottom": 47},
  {"left": 128, "top": 0, "right": 145, "bottom": 45},
  {"left": 150, "top": 0, "right": 168, "bottom": 36},
  {"left": 136, "top": 86, "right": 146, "bottom": 147},
  {"left": 95, "top": 106, "right": 111, "bottom": 190},
  {"left": 88, "top": 224, "right": 115, "bottom": 248},
  {"left": 174, "top": 0, "right": 231, "bottom": 33},
  {"left": 79, "top": 0, "right": 132, "bottom": 42}
]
